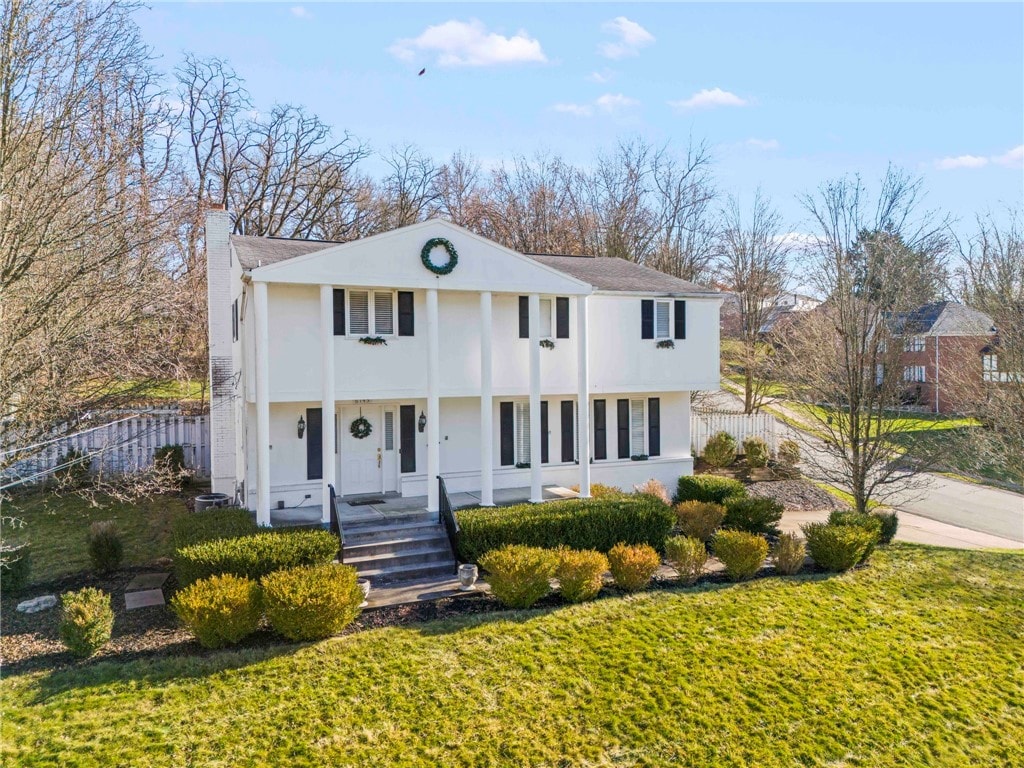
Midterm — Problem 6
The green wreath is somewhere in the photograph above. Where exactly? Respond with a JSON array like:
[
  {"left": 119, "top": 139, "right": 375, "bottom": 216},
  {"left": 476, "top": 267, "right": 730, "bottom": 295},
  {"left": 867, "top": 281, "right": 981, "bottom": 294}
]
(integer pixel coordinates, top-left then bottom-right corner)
[
  {"left": 420, "top": 237, "right": 458, "bottom": 275},
  {"left": 350, "top": 416, "right": 372, "bottom": 440}
]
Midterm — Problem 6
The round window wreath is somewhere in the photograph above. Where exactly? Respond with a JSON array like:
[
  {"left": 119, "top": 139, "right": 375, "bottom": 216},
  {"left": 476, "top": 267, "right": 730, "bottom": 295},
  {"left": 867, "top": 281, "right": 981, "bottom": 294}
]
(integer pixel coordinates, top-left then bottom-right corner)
[
  {"left": 420, "top": 237, "right": 458, "bottom": 275},
  {"left": 349, "top": 416, "right": 372, "bottom": 440}
]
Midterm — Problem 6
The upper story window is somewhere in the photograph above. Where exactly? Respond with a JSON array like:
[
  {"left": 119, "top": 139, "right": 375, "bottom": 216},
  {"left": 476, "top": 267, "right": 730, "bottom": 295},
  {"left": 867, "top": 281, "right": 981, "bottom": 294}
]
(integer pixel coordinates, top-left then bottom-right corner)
[
  {"left": 539, "top": 298, "right": 553, "bottom": 338},
  {"left": 655, "top": 300, "right": 671, "bottom": 339},
  {"left": 519, "top": 296, "right": 570, "bottom": 339},
  {"left": 903, "top": 365, "right": 926, "bottom": 383},
  {"left": 349, "top": 290, "right": 395, "bottom": 336},
  {"left": 641, "top": 299, "right": 686, "bottom": 340},
  {"left": 904, "top": 336, "right": 925, "bottom": 352}
]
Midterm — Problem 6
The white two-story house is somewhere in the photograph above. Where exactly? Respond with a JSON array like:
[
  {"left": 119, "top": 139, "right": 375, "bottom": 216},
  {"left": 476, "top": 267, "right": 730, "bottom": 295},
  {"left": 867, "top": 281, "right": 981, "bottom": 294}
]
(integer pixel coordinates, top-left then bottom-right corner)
[{"left": 206, "top": 207, "right": 722, "bottom": 527}]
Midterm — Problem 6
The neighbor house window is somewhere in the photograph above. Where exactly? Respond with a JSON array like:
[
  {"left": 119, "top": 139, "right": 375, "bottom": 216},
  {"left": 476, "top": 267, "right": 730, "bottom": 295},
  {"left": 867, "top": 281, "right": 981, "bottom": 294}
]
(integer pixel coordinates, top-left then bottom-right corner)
[
  {"left": 904, "top": 336, "right": 925, "bottom": 352},
  {"left": 903, "top": 365, "right": 926, "bottom": 383},
  {"left": 348, "top": 290, "right": 396, "bottom": 336},
  {"left": 982, "top": 353, "right": 999, "bottom": 382}
]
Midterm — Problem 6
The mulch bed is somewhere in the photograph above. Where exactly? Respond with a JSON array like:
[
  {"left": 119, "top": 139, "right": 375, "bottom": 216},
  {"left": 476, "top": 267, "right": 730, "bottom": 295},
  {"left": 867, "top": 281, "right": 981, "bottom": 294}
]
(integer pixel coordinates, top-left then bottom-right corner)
[{"left": 747, "top": 479, "right": 849, "bottom": 512}]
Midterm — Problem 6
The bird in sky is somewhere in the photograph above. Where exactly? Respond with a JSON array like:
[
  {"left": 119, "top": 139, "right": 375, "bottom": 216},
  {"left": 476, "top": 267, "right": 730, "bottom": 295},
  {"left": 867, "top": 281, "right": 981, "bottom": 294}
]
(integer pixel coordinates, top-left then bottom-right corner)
[{"left": 418, "top": 68, "right": 426, "bottom": 76}]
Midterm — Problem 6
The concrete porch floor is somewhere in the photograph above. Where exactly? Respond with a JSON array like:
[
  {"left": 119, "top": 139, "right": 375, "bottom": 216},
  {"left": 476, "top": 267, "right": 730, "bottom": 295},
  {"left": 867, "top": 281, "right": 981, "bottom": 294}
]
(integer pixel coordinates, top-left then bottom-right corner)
[{"left": 269, "top": 484, "right": 579, "bottom": 528}]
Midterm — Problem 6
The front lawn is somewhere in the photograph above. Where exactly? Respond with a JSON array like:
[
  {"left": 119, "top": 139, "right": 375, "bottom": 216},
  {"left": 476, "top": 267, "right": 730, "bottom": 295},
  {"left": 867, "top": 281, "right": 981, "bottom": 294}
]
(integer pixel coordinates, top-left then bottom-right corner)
[
  {"left": 2, "top": 492, "right": 189, "bottom": 584},
  {"left": 2, "top": 545, "right": 1021, "bottom": 766}
]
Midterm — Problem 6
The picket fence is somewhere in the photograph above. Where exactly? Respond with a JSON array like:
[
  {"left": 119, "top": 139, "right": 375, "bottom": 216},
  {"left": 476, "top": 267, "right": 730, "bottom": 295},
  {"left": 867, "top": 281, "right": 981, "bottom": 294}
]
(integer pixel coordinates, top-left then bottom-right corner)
[
  {"left": 691, "top": 409, "right": 778, "bottom": 457},
  {"left": 2, "top": 414, "right": 211, "bottom": 487}
]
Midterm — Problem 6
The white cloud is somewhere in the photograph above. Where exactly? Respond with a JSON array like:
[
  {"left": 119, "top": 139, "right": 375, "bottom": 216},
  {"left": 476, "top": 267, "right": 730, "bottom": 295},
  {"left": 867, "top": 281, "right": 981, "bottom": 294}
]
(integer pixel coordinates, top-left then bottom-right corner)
[
  {"left": 599, "top": 16, "right": 655, "bottom": 59},
  {"left": 388, "top": 19, "right": 547, "bottom": 67},
  {"left": 934, "top": 154, "right": 989, "bottom": 170},
  {"left": 290, "top": 6, "right": 311, "bottom": 19},
  {"left": 669, "top": 88, "right": 749, "bottom": 110},
  {"left": 551, "top": 93, "right": 639, "bottom": 118},
  {"left": 993, "top": 144, "right": 1024, "bottom": 168},
  {"left": 587, "top": 69, "right": 615, "bottom": 84},
  {"left": 745, "top": 138, "right": 780, "bottom": 151}
]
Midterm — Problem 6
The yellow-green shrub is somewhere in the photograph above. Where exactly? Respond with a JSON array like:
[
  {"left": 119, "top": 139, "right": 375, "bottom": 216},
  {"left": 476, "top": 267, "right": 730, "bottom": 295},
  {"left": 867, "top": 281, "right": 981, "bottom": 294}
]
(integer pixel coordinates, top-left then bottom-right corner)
[
  {"left": 571, "top": 483, "right": 627, "bottom": 499},
  {"left": 674, "top": 500, "right": 726, "bottom": 541},
  {"left": 59, "top": 587, "right": 114, "bottom": 658},
  {"left": 703, "top": 431, "right": 737, "bottom": 468},
  {"left": 175, "top": 529, "right": 338, "bottom": 585},
  {"left": 171, "top": 573, "right": 262, "bottom": 648},
  {"left": 556, "top": 548, "right": 608, "bottom": 603},
  {"left": 713, "top": 530, "right": 768, "bottom": 582},
  {"left": 664, "top": 535, "right": 707, "bottom": 585},
  {"left": 607, "top": 542, "right": 661, "bottom": 592},
  {"left": 478, "top": 545, "right": 558, "bottom": 608},
  {"left": 802, "top": 522, "right": 877, "bottom": 572},
  {"left": 772, "top": 533, "right": 806, "bottom": 575},
  {"left": 261, "top": 563, "right": 363, "bottom": 641}
]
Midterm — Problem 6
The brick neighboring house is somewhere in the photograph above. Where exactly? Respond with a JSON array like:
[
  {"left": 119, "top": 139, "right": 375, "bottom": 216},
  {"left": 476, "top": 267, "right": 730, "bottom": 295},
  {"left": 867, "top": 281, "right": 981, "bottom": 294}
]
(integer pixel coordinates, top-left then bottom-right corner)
[{"left": 892, "top": 301, "right": 996, "bottom": 414}]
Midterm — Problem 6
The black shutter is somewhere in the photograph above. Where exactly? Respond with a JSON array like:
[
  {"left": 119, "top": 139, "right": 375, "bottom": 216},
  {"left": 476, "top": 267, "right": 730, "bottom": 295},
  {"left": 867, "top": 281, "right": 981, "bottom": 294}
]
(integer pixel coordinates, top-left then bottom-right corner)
[
  {"left": 400, "top": 405, "right": 416, "bottom": 473},
  {"left": 519, "top": 296, "right": 529, "bottom": 338},
  {"left": 641, "top": 299, "right": 654, "bottom": 339},
  {"left": 500, "top": 402, "right": 514, "bottom": 466},
  {"left": 593, "top": 399, "right": 607, "bottom": 460},
  {"left": 306, "top": 407, "right": 323, "bottom": 480},
  {"left": 674, "top": 300, "right": 686, "bottom": 340},
  {"left": 556, "top": 297, "right": 569, "bottom": 338},
  {"left": 540, "top": 401, "right": 549, "bottom": 464},
  {"left": 332, "top": 289, "right": 346, "bottom": 336},
  {"left": 648, "top": 397, "right": 661, "bottom": 457},
  {"left": 398, "top": 291, "right": 415, "bottom": 336},
  {"left": 560, "top": 401, "right": 574, "bottom": 462},
  {"left": 617, "top": 399, "right": 630, "bottom": 459}
]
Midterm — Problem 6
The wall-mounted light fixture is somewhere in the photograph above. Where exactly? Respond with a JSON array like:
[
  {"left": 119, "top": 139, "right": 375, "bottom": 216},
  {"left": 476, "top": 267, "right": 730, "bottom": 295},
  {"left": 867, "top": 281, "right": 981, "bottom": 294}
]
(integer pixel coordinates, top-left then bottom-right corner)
[
  {"left": 297, "top": 415, "right": 306, "bottom": 439},
  {"left": 418, "top": 411, "right": 426, "bottom": 433}
]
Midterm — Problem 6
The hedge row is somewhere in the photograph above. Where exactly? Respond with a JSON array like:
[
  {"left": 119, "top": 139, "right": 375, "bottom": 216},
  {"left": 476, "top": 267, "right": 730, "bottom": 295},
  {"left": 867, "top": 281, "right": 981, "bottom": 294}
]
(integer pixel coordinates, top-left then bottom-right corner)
[
  {"left": 175, "top": 529, "right": 338, "bottom": 585},
  {"left": 456, "top": 497, "right": 675, "bottom": 563}
]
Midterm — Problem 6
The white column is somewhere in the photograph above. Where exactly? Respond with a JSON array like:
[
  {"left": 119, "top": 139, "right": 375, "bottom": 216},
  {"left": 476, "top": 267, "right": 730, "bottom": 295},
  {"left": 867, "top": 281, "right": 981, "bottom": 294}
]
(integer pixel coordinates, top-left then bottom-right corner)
[
  {"left": 479, "top": 291, "right": 495, "bottom": 506},
  {"left": 426, "top": 287, "right": 440, "bottom": 512},
  {"left": 319, "top": 285, "right": 336, "bottom": 524},
  {"left": 528, "top": 293, "right": 543, "bottom": 503},
  {"left": 681, "top": 393, "right": 692, "bottom": 459},
  {"left": 576, "top": 295, "right": 591, "bottom": 498},
  {"left": 254, "top": 281, "right": 271, "bottom": 526}
]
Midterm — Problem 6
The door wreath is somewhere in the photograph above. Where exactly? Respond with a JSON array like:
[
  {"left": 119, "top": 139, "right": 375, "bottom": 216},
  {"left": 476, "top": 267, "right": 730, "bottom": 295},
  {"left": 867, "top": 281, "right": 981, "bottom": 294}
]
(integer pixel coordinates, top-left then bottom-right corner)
[{"left": 350, "top": 416, "right": 372, "bottom": 440}]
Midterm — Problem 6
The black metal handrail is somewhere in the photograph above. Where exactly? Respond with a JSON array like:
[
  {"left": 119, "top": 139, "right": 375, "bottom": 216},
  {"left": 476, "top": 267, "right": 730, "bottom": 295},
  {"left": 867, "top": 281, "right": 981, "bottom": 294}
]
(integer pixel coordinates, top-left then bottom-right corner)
[
  {"left": 437, "top": 475, "right": 459, "bottom": 574},
  {"left": 328, "top": 484, "right": 345, "bottom": 563}
]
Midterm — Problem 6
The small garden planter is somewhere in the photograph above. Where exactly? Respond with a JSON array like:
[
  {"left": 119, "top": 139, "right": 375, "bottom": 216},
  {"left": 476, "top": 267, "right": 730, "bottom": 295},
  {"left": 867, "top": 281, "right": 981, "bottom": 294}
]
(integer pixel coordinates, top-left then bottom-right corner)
[
  {"left": 458, "top": 564, "right": 479, "bottom": 591},
  {"left": 357, "top": 578, "right": 371, "bottom": 608}
]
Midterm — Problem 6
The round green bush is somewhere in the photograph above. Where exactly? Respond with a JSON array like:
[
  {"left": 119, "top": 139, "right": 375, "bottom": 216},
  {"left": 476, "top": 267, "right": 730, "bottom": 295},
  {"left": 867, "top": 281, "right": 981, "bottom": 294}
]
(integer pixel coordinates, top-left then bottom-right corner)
[
  {"left": 772, "top": 533, "right": 806, "bottom": 575},
  {"left": 608, "top": 542, "right": 661, "bottom": 592},
  {"left": 172, "top": 573, "right": 263, "bottom": 648},
  {"left": 59, "top": 587, "right": 114, "bottom": 658},
  {"left": 664, "top": 535, "right": 707, "bottom": 586},
  {"left": 702, "top": 432, "right": 738, "bottom": 469},
  {"left": 88, "top": 520, "right": 124, "bottom": 573},
  {"left": 555, "top": 548, "right": 609, "bottom": 603},
  {"left": 712, "top": 530, "right": 768, "bottom": 582},
  {"left": 673, "top": 501, "right": 726, "bottom": 542},
  {"left": 479, "top": 545, "right": 558, "bottom": 608},
  {"left": 802, "top": 522, "right": 877, "bottom": 572},
  {"left": 675, "top": 475, "right": 747, "bottom": 505},
  {"left": 872, "top": 511, "right": 899, "bottom": 544},
  {"left": 742, "top": 437, "right": 771, "bottom": 468},
  {"left": 723, "top": 496, "right": 784, "bottom": 536},
  {"left": 827, "top": 511, "right": 884, "bottom": 563},
  {"left": 262, "top": 563, "right": 364, "bottom": 641},
  {"left": 0, "top": 544, "right": 32, "bottom": 595}
]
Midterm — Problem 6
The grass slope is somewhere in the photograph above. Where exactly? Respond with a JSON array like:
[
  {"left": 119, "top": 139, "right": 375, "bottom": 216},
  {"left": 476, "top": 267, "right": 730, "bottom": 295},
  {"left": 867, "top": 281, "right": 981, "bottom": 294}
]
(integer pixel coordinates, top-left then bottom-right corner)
[{"left": 3, "top": 545, "right": 1022, "bottom": 767}]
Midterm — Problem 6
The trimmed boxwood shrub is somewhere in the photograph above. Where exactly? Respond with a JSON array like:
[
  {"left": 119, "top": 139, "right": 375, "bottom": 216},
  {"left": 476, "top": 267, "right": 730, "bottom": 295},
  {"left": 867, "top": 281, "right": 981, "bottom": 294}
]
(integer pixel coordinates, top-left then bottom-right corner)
[
  {"left": 673, "top": 501, "right": 726, "bottom": 542},
  {"left": 676, "top": 475, "right": 747, "bottom": 505},
  {"left": 772, "top": 533, "right": 806, "bottom": 575},
  {"left": 713, "top": 530, "right": 768, "bottom": 582},
  {"left": 59, "top": 587, "right": 114, "bottom": 658},
  {"left": 171, "top": 507, "right": 258, "bottom": 550},
  {"left": 0, "top": 544, "right": 31, "bottom": 594},
  {"left": 742, "top": 437, "right": 770, "bottom": 468},
  {"left": 175, "top": 529, "right": 338, "bottom": 585},
  {"left": 723, "top": 496, "right": 784, "bottom": 536},
  {"left": 703, "top": 431, "right": 737, "bottom": 468},
  {"left": 87, "top": 520, "right": 124, "bottom": 573},
  {"left": 828, "top": 511, "right": 884, "bottom": 563},
  {"left": 872, "top": 511, "right": 899, "bottom": 544},
  {"left": 802, "top": 522, "right": 877, "bottom": 572},
  {"left": 777, "top": 439, "right": 800, "bottom": 467},
  {"left": 479, "top": 545, "right": 558, "bottom": 608},
  {"left": 664, "top": 535, "right": 707, "bottom": 585},
  {"left": 171, "top": 573, "right": 262, "bottom": 648},
  {"left": 608, "top": 542, "right": 661, "bottom": 592},
  {"left": 262, "top": 563, "right": 363, "bottom": 641},
  {"left": 456, "top": 497, "right": 674, "bottom": 563},
  {"left": 556, "top": 548, "right": 609, "bottom": 603}
]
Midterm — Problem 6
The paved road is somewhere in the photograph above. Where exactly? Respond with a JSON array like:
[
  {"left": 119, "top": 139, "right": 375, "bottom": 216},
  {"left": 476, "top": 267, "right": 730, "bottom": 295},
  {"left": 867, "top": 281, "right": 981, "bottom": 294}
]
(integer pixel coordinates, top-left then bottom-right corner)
[{"left": 704, "top": 389, "right": 1024, "bottom": 547}]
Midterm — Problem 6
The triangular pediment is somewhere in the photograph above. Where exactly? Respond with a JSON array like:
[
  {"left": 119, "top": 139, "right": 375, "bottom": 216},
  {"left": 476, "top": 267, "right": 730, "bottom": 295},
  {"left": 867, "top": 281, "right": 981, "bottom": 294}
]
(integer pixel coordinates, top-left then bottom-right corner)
[{"left": 248, "top": 220, "right": 592, "bottom": 295}]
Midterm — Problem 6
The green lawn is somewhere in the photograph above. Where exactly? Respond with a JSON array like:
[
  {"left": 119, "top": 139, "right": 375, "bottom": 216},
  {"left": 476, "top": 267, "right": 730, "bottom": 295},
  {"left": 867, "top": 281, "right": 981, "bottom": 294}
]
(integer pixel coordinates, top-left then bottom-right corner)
[
  {"left": 2, "top": 492, "right": 189, "bottom": 583},
  {"left": 3, "top": 545, "right": 1022, "bottom": 766}
]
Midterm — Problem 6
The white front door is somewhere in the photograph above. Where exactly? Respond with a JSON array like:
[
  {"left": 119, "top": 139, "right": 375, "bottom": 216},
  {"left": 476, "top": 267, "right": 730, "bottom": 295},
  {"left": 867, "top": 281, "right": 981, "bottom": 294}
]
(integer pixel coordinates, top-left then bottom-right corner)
[{"left": 340, "top": 406, "right": 382, "bottom": 495}]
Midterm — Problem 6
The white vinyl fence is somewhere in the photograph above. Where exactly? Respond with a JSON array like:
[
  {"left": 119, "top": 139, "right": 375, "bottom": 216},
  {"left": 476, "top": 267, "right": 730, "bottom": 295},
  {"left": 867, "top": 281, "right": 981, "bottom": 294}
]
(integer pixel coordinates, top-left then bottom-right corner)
[
  {"left": 691, "top": 409, "right": 778, "bottom": 457},
  {"left": 1, "top": 414, "right": 211, "bottom": 488}
]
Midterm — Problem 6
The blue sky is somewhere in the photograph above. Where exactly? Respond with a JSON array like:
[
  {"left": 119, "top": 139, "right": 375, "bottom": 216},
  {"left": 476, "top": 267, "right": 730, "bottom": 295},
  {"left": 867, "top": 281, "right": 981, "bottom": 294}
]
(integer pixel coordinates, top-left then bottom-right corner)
[{"left": 137, "top": 2, "right": 1023, "bottom": 235}]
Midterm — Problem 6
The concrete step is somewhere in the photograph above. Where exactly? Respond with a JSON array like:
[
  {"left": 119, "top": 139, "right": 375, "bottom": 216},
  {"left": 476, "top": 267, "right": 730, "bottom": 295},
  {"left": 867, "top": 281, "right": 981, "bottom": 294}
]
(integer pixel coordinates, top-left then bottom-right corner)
[
  {"left": 347, "top": 545, "right": 455, "bottom": 571},
  {"left": 341, "top": 520, "right": 444, "bottom": 543},
  {"left": 359, "top": 559, "right": 458, "bottom": 584},
  {"left": 344, "top": 534, "right": 450, "bottom": 558},
  {"left": 342, "top": 511, "right": 438, "bottom": 530}
]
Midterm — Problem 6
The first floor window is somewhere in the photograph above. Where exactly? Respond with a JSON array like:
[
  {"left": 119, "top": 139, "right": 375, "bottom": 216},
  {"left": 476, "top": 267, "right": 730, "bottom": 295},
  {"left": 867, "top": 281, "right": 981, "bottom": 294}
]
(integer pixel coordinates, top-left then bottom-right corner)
[
  {"left": 903, "top": 365, "right": 926, "bottom": 383},
  {"left": 630, "top": 399, "right": 646, "bottom": 455},
  {"left": 515, "top": 401, "right": 531, "bottom": 465}
]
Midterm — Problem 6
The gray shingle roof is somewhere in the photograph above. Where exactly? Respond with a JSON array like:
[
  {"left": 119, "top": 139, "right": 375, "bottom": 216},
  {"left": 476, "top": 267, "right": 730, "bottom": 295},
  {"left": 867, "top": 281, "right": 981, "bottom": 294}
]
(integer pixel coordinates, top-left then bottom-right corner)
[
  {"left": 230, "top": 234, "right": 718, "bottom": 295},
  {"left": 895, "top": 301, "right": 994, "bottom": 336}
]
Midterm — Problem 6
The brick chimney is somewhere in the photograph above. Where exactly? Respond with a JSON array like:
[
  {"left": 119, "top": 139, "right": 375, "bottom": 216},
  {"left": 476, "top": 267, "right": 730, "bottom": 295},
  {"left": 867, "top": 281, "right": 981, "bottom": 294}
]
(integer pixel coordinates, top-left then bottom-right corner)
[{"left": 205, "top": 205, "right": 237, "bottom": 497}]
